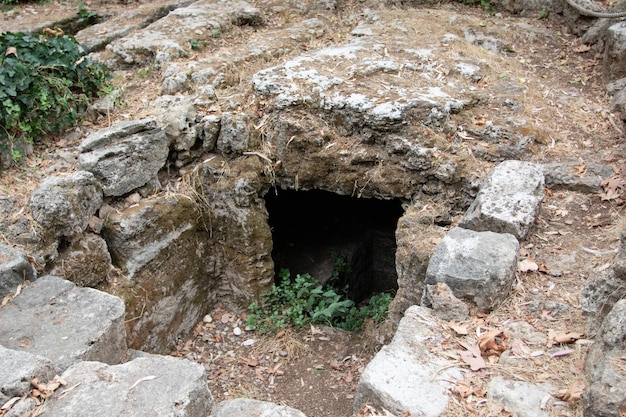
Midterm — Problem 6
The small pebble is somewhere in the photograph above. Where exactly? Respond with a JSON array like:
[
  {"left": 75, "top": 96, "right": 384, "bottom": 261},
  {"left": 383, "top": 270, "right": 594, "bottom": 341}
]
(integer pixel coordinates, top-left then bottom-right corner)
[
  {"left": 203, "top": 314, "right": 213, "bottom": 323},
  {"left": 233, "top": 327, "right": 242, "bottom": 336},
  {"left": 245, "top": 325, "right": 255, "bottom": 331},
  {"left": 279, "top": 351, "right": 288, "bottom": 357},
  {"left": 242, "top": 339, "right": 256, "bottom": 346}
]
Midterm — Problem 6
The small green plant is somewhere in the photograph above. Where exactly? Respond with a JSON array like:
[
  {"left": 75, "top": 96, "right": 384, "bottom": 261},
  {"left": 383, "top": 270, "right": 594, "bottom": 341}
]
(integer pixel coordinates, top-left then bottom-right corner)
[
  {"left": 77, "top": 1, "right": 98, "bottom": 26},
  {"left": 188, "top": 39, "right": 200, "bottom": 49},
  {"left": 459, "top": 0, "right": 496, "bottom": 15},
  {"left": 246, "top": 268, "right": 392, "bottom": 334},
  {"left": 211, "top": 28, "right": 220, "bottom": 38},
  {"left": 0, "top": 31, "right": 110, "bottom": 165}
]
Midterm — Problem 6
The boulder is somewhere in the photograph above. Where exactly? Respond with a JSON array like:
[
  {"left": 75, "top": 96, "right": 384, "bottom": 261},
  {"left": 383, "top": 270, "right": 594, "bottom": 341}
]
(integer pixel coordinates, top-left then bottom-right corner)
[
  {"left": 542, "top": 161, "right": 614, "bottom": 194},
  {"left": 488, "top": 376, "right": 555, "bottom": 417},
  {"left": 216, "top": 112, "right": 250, "bottom": 155},
  {"left": 48, "top": 233, "right": 113, "bottom": 288},
  {"left": 0, "top": 346, "right": 59, "bottom": 405},
  {"left": 212, "top": 398, "right": 307, "bottom": 417},
  {"left": 583, "top": 299, "right": 626, "bottom": 417},
  {"left": 0, "top": 243, "right": 36, "bottom": 298},
  {"left": 0, "top": 276, "right": 126, "bottom": 371},
  {"left": 423, "top": 227, "right": 519, "bottom": 312},
  {"left": 29, "top": 171, "right": 103, "bottom": 238},
  {"left": 604, "top": 22, "right": 626, "bottom": 82},
  {"left": 157, "top": 96, "right": 198, "bottom": 151},
  {"left": 354, "top": 305, "right": 462, "bottom": 417},
  {"left": 459, "top": 160, "right": 544, "bottom": 240},
  {"left": 43, "top": 355, "right": 212, "bottom": 417},
  {"left": 78, "top": 118, "right": 169, "bottom": 197}
]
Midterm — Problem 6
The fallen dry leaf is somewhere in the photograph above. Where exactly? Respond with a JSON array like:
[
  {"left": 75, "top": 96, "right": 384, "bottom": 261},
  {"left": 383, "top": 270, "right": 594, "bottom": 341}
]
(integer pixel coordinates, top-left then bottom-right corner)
[
  {"left": 454, "top": 380, "right": 473, "bottom": 398},
  {"left": 459, "top": 340, "right": 486, "bottom": 371},
  {"left": 555, "top": 380, "right": 585, "bottom": 404},
  {"left": 5, "top": 46, "right": 17, "bottom": 57},
  {"left": 600, "top": 176, "right": 625, "bottom": 201},
  {"left": 573, "top": 44, "right": 591, "bottom": 53},
  {"left": 449, "top": 320, "right": 470, "bottom": 335},
  {"left": 547, "top": 330, "right": 584, "bottom": 347},
  {"left": 478, "top": 329, "right": 508, "bottom": 356},
  {"left": 518, "top": 258, "right": 539, "bottom": 272}
]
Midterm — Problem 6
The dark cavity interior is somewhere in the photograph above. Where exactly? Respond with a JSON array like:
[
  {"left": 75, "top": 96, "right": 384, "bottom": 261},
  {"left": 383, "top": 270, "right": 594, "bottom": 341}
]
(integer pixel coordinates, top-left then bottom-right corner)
[{"left": 265, "top": 189, "right": 404, "bottom": 303}]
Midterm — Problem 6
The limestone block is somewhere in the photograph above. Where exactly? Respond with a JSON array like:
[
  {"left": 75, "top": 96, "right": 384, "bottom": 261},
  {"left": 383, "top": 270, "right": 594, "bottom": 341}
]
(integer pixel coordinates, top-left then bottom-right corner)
[
  {"left": 0, "top": 346, "right": 59, "bottom": 405},
  {"left": 78, "top": 118, "right": 169, "bottom": 197},
  {"left": 488, "top": 377, "right": 555, "bottom": 417},
  {"left": 0, "top": 244, "right": 36, "bottom": 298},
  {"left": 29, "top": 171, "right": 103, "bottom": 238},
  {"left": 542, "top": 161, "right": 613, "bottom": 193},
  {"left": 459, "top": 160, "right": 544, "bottom": 240},
  {"left": 584, "top": 299, "right": 626, "bottom": 417},
  {"left": 44, "top": 355, "right": 212, "bottom": 417},
  {"left": 354, "top": 306, "right": 462, "bottom": 417},
  {"left": 423, "top": 227, "right": 519, "bottom": 312},
  {"left": 0, "top": 276, "right": 126, "bottom": 371},
  {"left": 212, "top": 398, "right": 307, "bottom": 417}
]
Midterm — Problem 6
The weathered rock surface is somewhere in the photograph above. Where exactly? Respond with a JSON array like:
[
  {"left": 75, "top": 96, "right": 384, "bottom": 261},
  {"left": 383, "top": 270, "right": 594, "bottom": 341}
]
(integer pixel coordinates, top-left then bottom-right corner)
[
  {"left": 0, "top": 244, "right": 36, "bottom": 298},
  {"left": 423, "top": 282, "right": 470, "bottom": 321},
  {"left": 78, "top": 118, "right": 169, "bottom": 197},
  {"left": 488, "top": 376, "right": 555, "bottom": 417},
  {"left": 354, "top": 305, "right": 462, "bottom": 417},
  {"left": 29, "top": 171, "right": 103, "bottom": 239},
  {"left": 459, "top": 160, "right": 544, "bottom": 240},
  {"left": 44, "top": 355, "right": 212, "bottom": 417},
  {"left": 423, "top": 227, "right": 519, "bottom": 312},
  {"left": 48, "top": 233, "right": 113, "bottom": 288},
  {"left": 211, "top": 398, "right": 307, "bottom": 417},
  {"left": 216, "top": 112, "right": 251, "bottom": 155},
  {"left": 583, "top": 299, "right": 626, "bottom": 417},
  {"left": 542, "top": 161, "right": 614, "bottom": 193},
  {"left": 0, "top": 276, "right": 126, "bottom": 371},
  {"left": 0, "top": 345, "right": 59, "bottom": 405},
  {"left": 96, "top": 0, "right": 262, "bottom": 69},
  {"left": 604, "top": 22, "right": 626, "bottom": 82}
]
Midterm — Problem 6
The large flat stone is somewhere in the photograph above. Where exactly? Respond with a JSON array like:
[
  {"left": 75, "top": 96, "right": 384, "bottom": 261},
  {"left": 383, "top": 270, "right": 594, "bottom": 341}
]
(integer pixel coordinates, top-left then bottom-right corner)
[
  {"left": 44, "top": 354, "right": 212, "bottom": 417},
  {"left": 212, "top": 398, "right": 307, "bottom": 417},
  {"left": 0, "top": 276, "right": 126, "bottom": 371},
  {"left": 0, "top": 345, "right": 59, "bottom": 405},
  {"left": 459, "top": 160, "right": 544, "bottom": 240},
  {"left": 488, "top": 377, "right": 555, "bottom": 417},
  {"left": 424, "top": 227, "right": 519, "bottom": 312},
  {"left": 0, "top": 244, "right": 36, "bottom": 298},
  {"left": 354, "top": 306, "right": 462, "bottom": 417}
]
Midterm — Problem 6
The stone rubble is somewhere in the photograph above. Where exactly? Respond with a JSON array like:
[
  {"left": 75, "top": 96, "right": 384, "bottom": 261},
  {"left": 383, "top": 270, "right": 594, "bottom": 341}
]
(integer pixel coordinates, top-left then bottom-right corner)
[{"left": 0, "top": 244, "right": 36, "bottom": 298}]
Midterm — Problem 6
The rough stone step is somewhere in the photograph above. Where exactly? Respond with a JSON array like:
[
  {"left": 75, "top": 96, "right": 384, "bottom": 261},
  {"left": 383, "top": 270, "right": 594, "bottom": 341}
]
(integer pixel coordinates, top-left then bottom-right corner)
[
  {"left": 211, "top": 398, "right": 307, "bottom": 417},
  {"left": 42, "top": 354, "right": 213, "bottom": 417},
  {"left": 0, "top": 275, "right": 126, "bottom": 371},
  {"left": 459, "top": 160, "right": 545, "bottom": 240},
  {"left": 354, "top": 305, "right": 463, "bottom": 417},
  {"left": 0, "top": 345, "right": 59, "bottom": 406}
]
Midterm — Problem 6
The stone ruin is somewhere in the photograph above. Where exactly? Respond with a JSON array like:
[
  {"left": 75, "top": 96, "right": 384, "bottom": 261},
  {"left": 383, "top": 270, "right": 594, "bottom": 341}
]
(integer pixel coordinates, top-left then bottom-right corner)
[{"left": 1, "top": 0, "right": 626, "bottom": 415}]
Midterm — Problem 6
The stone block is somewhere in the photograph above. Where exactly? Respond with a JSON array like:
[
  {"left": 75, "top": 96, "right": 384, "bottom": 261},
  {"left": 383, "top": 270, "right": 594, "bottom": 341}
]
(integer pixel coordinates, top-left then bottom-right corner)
[
  {"left": 459, "top": 160, "right": 544, "bottom": 240},
  {"left": 0, "top": 276, "right": 126, "bottom": 371},
  {"left": 44, "top": 354, "right": 212, "bottom": 417},
  {"left": 0, "top": 345, "right": 59, "bottom": 405},
  {"left": 423, "top": 227, "right": 519, "bottom": 312},
  {"left": 212, "top": 398, "right": 307, "bottom": 417},
  {"left": 488, "top": 377, "right": 555, "bottom": 417},
  {"left": 0, "top": 244, "right": 36, "bottom": 298},
  {"left": 354, "top": 306, "right": 462, "bottom": 417}
]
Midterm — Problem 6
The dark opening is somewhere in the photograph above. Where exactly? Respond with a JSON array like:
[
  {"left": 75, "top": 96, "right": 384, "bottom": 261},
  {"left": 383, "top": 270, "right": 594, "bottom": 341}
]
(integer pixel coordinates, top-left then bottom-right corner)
[{"left": 265, "top": 189, "right": 404, "bottom": 303}]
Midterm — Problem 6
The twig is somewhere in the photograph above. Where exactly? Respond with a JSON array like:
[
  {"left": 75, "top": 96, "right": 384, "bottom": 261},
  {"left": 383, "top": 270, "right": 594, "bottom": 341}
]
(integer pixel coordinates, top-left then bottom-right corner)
[{"left": 580, "top": 246, "right": 619, "bottom": 256}]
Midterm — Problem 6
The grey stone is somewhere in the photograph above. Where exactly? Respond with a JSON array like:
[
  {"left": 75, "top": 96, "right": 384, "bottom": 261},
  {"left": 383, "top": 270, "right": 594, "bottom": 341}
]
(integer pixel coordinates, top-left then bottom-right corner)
[
  {"left": 78, "top": 118, "right": 169, "bottom": 197},
  {"left": 581, "top": 270, "right": 626, "bottom": 334},
  {"left": 584, "top": 299, "right": 626, "bottom": 417},
  {"left": 158, "top": 99, "right": 198, "bottom": 151},
  {"left": 423, "top": 227, "right": 519, "bottom": 312},
  {"left": 216, "top": 112, "right": 250, "bottom": 154},
  {"left": 488, "top": 376, "right": 555, "bottom": 417},
  {"left": 0, "top": 346, "right": 59, "bottom": 404},
  {"left": 504, "top": 321, "right": 548, "bottom": 346},
  {"left": 542, "top": 161, "right": 614, "bottom": 193},
  {"left": 0, "top": 244, "right": 36, "bottom": 298},
  {"left": 610, "top": 87, "right": 626, "bottom": 119},
  {"left": 212, "top": 398, "right": 307, "bottom": 417},
  {"left": 354, "top": 306, "right": 462, "bottom": 417},
  {"left": 423, "top": 283, "right": 470, "bottom": 322},
  {"left": 604, "top": 22, "right": 626, "bottom": 81},
  {"left": 459, "top": 160, "right": 544, "bottom": 240},
  {"left": 198, "top": 115, "right": 221, "bottom": 151},
  {"left": 29, "top": 171, "right": 103, "bottom": 238},
  {"left": 0, "top": 276, "right": 126, "bottom": 371},
  {"left": 44, "top": 355, "right": 212, "bottom": 417},
  {"left": 48, "top": 233, "right": 112, "bottom": 288}
]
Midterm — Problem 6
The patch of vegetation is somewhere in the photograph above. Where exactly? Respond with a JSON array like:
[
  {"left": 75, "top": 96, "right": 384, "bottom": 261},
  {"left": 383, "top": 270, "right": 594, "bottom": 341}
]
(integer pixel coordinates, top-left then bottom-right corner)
[
  {"left": 0, "top": 31, "right": 110, "bottom": 165},
  {"left": 459, "top": 0, "right": 496, "bottom": 15},
  {"left": 76, "top": 1, "right": 98, "bottom": 26},
  {"left": 246, "top": 268, "right": 392, "bottom": 334}
]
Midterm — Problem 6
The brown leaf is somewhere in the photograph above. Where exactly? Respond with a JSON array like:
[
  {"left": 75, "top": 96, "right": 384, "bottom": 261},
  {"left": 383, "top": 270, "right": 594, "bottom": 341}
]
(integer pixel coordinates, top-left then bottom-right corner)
[
  {"left": 555, "top": 380, "right": 585, "bottom": 404},
  {"left": 573, "top": 44, "right": 591, "bottom": 53},
  {"left": 329, "top": 359, "right": 342, "bottom": 370},
  {"left": 459, "top": 341, "right": 486, "bottom": 371},
  {"left": 5, "top": 46, "right": 17, "bottom": 57},
  {"left": 547, "top": 330, "right": 584, "bottom": 347},
  {"left": 449, "top": 320, "right": 469, "bottom": 335},
  {"left": 478, "top": 329, "right": 508, "bottom": 355},
  {"left": 600, "top": 176, "right": 625, "bottom": 200},
  {"left": 454, "top": 380, "right": 473, "bottom": 398},
  {"left": 518, "top": 258, "right": 539, "bottom": 273}
]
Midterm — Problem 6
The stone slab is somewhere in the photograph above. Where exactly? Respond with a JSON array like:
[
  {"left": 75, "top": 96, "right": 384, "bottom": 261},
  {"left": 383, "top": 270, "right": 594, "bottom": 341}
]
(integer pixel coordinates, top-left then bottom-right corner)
[
  {"left": 212, "top": 398, "right": 307, "bottom": 417},
  {"left": 44, "top": 354, "right": 212, "bottom": 417},
  {"left": 0, "top": 345, "right": 59, "bottom": 405},
  {"left": 0, "top": 276, "right": 126, "bottom": 371},
  {"left": 354, "top": 305, "right": 462, "bottom": 417},
  {"left": 488, "top": 376, "right": 555, "bottom": 417},
  {"left": 424, "top": 227, "right": 519, "bottom": 312},
  {"left": 459, "top": 160, "right": 544, "bottom": 240}
]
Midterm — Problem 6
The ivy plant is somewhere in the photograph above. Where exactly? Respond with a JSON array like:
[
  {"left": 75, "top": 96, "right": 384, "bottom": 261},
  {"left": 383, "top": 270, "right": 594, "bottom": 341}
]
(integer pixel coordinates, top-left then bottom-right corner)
[{"left": 0, "top": 31, "right": 110, "bottom": 165}]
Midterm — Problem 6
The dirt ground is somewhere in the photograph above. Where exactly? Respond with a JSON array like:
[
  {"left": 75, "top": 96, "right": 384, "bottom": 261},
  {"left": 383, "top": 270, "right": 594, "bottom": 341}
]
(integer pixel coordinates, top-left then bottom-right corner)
[{"left": 1, "top": 0, "right": 625, "bottom": 416}]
